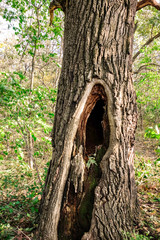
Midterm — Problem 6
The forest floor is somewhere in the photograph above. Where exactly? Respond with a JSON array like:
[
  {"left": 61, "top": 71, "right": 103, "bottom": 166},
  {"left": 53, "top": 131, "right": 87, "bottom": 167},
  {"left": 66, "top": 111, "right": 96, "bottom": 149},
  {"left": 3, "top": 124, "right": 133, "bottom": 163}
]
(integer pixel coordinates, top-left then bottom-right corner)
[
  {"left": 0, "top": 132, "right": 160, "bottom": 240},
  {"left": 134, "top": 132, "right": 160, "bottom": 240}
]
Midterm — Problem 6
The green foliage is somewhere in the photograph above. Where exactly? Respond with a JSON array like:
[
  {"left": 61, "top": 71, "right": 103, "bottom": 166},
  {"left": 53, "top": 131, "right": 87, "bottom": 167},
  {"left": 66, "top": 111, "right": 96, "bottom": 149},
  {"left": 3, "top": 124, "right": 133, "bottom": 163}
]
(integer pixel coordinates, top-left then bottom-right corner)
[
  {"left": 0, "top": 71, "right": 56, "bottom": 162},
  {"left": 145, "top": 125, "right": 160, "bottom": 163},
  {"left": 134, "top": 62, "right": 160, "bottom": 126},
  {"left": 145, "top": 126, "right": 160, "bottom": 140},
  {"left": 135, "top": 129, "right": 160, "bottom": 186},
  {"left": 86, "top": 154, "right": 97, "bottom": 169},
  {"left": 0, "top": 157, "right": 50, "bottom": 239},
  {"left": 134, "top": 7, "right": 160, "bottom": 128},
  {"left": 124, "top": 231, "right": 153, "bottom": 240},
  {"left": 0, "top": 1, "right": 61, "bottom": 238},
  {"left": 135, "top": 7, "right": 160, "bottom": 40},
  {"left": 0, "top": 0, "right": 63, "bottom": 87},
  {"left": 2, "top": 0, "right": 63, "bottom": 55},
  {"left": 134, "top": 134, "right": 160, "bottom": 239},
  {"left": 135, "top": 155, "right": 159, "bottom": 186},
  {"left": 0, "top": 223, "right": 15, "bottom": 240}
]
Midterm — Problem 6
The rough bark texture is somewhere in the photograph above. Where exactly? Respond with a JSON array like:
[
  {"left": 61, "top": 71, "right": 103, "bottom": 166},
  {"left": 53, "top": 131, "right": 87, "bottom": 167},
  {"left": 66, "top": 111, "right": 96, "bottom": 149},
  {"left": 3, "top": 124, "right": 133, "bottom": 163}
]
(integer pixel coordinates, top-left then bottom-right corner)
[{"left": 37, "top": 0, "right": 138, "bottom": 239}]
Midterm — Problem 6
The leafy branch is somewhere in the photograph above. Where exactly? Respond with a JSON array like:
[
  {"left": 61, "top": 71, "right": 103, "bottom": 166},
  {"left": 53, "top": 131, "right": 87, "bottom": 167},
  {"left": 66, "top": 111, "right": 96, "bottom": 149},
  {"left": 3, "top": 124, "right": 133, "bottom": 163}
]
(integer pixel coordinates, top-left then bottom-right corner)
[
  {"left": 134, "top": 63, "right": 160, "bottom": 74},
  {"left": 133, "top": 31, "right": 160, "bottom": 61}
]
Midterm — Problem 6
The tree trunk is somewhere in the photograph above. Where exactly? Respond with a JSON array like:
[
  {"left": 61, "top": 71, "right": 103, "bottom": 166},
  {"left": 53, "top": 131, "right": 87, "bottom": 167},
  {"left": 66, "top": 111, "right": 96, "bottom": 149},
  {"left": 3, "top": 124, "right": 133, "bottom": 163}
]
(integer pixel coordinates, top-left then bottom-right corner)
[
  {"left": 37, "top": 0, "right": 138, "bottom": 239},
  {"left": 28, "top": 131, "right": 34, "bottom": 169}
]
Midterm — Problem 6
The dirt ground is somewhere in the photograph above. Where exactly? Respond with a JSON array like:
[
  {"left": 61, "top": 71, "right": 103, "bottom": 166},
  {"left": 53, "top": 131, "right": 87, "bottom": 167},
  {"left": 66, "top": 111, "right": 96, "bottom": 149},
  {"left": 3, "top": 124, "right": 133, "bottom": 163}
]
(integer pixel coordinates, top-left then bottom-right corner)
[{"left": 134, "top": 134, "right": 160, "bottom": 239}]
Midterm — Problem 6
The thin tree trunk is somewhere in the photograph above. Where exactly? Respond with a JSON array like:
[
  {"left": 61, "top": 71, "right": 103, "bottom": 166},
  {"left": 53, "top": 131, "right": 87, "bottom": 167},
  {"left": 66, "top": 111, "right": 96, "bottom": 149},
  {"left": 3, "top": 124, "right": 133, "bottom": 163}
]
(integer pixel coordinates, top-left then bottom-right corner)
[
  {"left": 29, "top": 8, "right": 40, "bottom": 168},
  {"left": 28, "top": 131, "right": 34, "bottom": 169},
  {"left": 27, "top": 131, "right": 42, "bottom": 187},
  {"left": 30, "top": 42, "right": 36, "bottom": 91},
  {"left": 37, "top": 1, "right": 138, "bottom": 239},
  {"left": 29, "top": 45, "right": 36, "bottom": 169},
  {"left": 16, "top": 119, "right": 42, "bottom": 187}
]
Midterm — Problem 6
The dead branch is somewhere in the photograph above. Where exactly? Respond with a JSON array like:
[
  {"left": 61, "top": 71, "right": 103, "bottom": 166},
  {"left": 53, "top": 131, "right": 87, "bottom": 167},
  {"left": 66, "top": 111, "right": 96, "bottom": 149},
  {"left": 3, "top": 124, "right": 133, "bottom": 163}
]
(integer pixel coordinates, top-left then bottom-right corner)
[
  {"left": 137, "top": 0, "right": 160, "bottom": 11},
  {"left": 134, "top": 63, "right": 160, "bottom": 74}
]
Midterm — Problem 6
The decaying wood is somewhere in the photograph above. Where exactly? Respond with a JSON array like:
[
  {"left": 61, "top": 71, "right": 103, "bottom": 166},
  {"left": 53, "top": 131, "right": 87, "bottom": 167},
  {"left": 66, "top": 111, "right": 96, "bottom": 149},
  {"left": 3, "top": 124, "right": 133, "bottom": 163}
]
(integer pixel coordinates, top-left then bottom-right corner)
[
  {"left": 57, "top": 82, "right": 113, "bottom": 239},
  {"left": 70, "top": 145, "right": 85, "bottom": 193},
  {"left": 77, "top": 84, "right": 109, "bottom": 155}
]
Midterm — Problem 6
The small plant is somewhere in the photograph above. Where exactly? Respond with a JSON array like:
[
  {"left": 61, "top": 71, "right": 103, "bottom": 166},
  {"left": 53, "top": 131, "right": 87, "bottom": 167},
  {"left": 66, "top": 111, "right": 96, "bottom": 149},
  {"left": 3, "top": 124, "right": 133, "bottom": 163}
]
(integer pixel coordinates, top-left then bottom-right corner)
[
  {"left": 0, "top": 223, "right": 15, "bottom": 240},
  {"left": 86, "top": 154, "right": 97, "bottom": 169},
  {"left": 0, "top": 157, "right": 44, "bottom": 239},
  {"left": 123, "top": 231, "right": 153, "bottom": 240}
]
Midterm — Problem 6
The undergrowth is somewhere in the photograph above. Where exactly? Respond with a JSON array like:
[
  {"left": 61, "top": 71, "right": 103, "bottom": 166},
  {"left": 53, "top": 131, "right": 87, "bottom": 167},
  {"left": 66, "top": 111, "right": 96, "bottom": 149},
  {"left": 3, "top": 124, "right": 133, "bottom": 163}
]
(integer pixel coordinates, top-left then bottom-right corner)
[
  {"left": 134, "top": 132, "right": 160, "bottom": 240},
  {"left": 0, "top": 157, "right": 49, "bottom": 239},
  {"left": 0, "top": 132, "right": 159, "bottom": 239}
]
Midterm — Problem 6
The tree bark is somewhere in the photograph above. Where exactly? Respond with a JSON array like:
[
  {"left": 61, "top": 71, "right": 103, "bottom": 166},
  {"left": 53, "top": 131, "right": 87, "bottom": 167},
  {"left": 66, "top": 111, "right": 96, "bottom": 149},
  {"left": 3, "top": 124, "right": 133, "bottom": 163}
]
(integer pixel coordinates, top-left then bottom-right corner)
[{"left": 37, "top": 0, "right": 138, "bottom": 239}]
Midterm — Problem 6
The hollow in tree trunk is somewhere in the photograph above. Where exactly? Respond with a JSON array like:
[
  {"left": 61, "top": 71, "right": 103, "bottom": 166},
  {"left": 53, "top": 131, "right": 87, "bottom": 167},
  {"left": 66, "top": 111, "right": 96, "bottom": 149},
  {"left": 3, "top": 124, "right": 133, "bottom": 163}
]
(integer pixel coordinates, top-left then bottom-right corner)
[{"left": 37, "top": 0, "right": 138, "bottom": 239}]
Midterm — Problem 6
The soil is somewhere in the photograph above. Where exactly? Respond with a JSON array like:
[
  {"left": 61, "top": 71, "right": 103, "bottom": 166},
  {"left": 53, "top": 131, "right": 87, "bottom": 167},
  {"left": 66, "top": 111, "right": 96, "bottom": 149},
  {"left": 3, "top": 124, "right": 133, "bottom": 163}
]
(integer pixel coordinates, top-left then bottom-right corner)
[{"left": 134, "top": 133, "right": 160, "bottom": 240}]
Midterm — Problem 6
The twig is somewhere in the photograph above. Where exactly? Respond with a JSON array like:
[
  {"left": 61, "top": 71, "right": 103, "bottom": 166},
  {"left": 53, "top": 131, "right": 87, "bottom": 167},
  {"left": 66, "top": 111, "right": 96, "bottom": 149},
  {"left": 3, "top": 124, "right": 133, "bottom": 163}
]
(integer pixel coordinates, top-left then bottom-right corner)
[
  {"left": 137, "top": 0, "right": 160, "bottom": 11},
  {"left": 13, "top": 228, "right": 32, "bottom": 240},
  {"left": 18, "top": 228, "right": 32, "bottom": 240},
  {"left": 133, "top": 31, "right": 160, "bottom": 62},
  {"left": 134, "top": 63, "right": 160, "bottom": 74}
]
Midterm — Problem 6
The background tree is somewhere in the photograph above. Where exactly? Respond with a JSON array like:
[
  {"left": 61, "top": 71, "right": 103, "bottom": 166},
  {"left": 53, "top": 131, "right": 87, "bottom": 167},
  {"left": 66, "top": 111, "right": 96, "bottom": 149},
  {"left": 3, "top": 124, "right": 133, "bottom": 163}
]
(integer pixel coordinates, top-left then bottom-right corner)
[
  {"left": 133, "top": 6, "right": 160, "bottom": 129},
  {"left": 0, "top": 1, "right": 64, "bottom": 237},
  {"left": 0, "top": 0, "right": 63, "bottom": 168},
  {"left": 0, "top": 0, "right": 65, "bottom": 236}
]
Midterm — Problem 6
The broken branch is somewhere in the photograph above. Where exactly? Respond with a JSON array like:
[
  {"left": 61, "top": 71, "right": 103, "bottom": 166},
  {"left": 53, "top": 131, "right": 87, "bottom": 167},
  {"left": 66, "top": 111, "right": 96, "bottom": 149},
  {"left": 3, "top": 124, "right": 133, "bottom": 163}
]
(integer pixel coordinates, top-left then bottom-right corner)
[{"left": 137, "top": 0, "right": 160, "bottom": 11}]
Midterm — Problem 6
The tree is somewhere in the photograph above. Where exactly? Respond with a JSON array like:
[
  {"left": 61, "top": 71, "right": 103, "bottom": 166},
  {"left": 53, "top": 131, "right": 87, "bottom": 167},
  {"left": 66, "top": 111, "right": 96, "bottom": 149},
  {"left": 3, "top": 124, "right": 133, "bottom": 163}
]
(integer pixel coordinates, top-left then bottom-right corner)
[
  {"left": 133, "top": 6, "right": 160, "bottom": 129},
  {"left": 1, "top": 0, "right": 63, "bottom": 168},
  {"left": 37, "top": 0, "right": 160, "bottom": 239},
  {"left": 1, "top": 0, "right": 63, "bottom": 85},
  {"left": 0, "top": 71, "right": 57, "bottom": 183}
]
